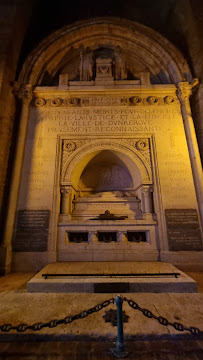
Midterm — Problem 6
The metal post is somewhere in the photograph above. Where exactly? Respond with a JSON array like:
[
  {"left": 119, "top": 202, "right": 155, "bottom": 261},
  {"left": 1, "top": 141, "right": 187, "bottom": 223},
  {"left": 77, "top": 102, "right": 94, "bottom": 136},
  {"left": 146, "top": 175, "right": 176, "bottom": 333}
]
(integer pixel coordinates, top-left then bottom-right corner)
[{"left": 111, "top": 295, "right": 128, "bottom": 358}]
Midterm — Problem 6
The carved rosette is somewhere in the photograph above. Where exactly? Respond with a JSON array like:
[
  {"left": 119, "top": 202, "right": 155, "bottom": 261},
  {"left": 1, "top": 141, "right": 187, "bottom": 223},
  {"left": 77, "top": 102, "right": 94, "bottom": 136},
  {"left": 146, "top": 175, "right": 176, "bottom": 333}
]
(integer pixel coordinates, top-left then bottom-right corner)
[
  {"left": 135, "top": 139, "right": 149, "bottom": 151},
  {"left": 33, "top": 95, "right": 178, "bottom": 107},
  {"left": 35, "top": 98, "right": 46, "bottom": 107},
  {"left": 63, "top": 140, "right": 76, "bottom": 152},
  {"left": 125, "top": 138, "right": 151, "bottom": 169},
  {"left": 61, "top": 139, "right": 90, "bottom": 168},
  {"left": 164, "top": 96, "right": 175, "bottom": 105},
  {"left": 131, "top": 96, "right": 142, "bottom": 106},
  {"left": 147, "top": 96, "right": 159, "bottom": 105}
]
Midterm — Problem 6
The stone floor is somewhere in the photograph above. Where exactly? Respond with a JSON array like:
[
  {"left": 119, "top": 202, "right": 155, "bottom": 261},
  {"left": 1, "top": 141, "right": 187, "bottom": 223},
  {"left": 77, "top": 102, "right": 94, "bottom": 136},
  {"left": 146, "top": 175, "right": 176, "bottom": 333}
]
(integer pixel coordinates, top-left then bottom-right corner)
[
  {"left": 0, "top": 270, "right": 202, "bottom": 359},
  {"left": 0, "top": 340, "right": 202, "bottom": 359}
]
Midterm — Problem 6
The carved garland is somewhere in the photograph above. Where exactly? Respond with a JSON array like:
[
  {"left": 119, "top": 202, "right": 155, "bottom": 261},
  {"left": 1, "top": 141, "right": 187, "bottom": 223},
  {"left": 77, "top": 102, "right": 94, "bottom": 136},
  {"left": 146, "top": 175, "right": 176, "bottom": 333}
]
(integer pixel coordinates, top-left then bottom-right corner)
[{"left": 33, "top": 95, "right": 178, "bottom": 107}]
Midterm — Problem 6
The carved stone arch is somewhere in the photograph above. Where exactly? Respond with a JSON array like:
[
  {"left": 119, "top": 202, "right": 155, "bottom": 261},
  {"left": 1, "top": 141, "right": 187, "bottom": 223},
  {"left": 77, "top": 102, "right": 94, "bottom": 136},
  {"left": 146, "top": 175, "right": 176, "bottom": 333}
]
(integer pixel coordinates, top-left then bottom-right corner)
[
  {"left": 62, "top": 140, "right": 152, "bottom": 189},
  {"left": 19, "top": 18, "right": 192, "bottom": 85}
]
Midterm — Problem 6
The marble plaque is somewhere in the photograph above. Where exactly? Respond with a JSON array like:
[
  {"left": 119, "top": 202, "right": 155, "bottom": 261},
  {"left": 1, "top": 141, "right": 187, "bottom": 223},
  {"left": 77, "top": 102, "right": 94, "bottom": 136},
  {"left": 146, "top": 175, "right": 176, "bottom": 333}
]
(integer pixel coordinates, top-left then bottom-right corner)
[
  {"left": 165, "top": 209, "right": 203, "bottom": 251},
  {"left": 13, "top": 210, "right": 50, "bottom": 252}
]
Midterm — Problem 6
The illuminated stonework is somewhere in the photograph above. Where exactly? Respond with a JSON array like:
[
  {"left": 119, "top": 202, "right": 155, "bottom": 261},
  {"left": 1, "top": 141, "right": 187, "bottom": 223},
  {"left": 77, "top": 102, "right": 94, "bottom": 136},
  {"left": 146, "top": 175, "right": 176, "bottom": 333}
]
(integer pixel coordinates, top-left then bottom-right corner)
[{"left": 2, "top": 18, "right": 202, "bottom": 272}]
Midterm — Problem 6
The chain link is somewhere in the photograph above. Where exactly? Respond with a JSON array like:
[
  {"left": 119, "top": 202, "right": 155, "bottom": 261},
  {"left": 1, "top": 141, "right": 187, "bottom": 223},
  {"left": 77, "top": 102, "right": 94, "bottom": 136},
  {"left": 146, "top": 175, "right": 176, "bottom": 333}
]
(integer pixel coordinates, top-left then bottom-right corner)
[
  {"left": 124, "top": 297, "right": 201, "bottom": 336},
  {"left": 0, "top": 298, "right": 114, "bottom": 333},
  {"left": 0, "top": 296, "right": 201, "bottom": 336}
]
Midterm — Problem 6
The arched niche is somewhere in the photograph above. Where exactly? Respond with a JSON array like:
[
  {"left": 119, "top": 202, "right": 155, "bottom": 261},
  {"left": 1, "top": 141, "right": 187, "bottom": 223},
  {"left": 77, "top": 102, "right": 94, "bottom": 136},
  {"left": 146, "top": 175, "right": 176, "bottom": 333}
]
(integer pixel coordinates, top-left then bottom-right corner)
[
  {"left": 62, "top": 140, "right": 151, "bottom": 189},
  {"left": 19, "top": 18, "right": 192, "bottom": 86},
  {"left": 60, "top": 141, "right": 152, "bottom": 219},
  {"left": 78, "top": 150, "right": 138, "bottom": 192}
]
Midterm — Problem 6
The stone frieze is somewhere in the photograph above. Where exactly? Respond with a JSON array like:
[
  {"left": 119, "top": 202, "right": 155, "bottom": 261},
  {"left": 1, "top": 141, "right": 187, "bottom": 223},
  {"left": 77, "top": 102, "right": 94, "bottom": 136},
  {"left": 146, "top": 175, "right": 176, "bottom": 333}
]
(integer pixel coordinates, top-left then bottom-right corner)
[{"left": 33, "top": 95, "right": 178, "bottom": 107}]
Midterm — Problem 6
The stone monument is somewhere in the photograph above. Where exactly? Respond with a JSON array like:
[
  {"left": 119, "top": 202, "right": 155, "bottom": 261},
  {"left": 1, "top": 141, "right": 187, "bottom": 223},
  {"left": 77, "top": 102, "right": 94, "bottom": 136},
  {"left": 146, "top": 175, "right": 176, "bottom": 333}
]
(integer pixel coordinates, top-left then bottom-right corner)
[{"left": 2, "top": 18, "right": 201, "bottom": 272}]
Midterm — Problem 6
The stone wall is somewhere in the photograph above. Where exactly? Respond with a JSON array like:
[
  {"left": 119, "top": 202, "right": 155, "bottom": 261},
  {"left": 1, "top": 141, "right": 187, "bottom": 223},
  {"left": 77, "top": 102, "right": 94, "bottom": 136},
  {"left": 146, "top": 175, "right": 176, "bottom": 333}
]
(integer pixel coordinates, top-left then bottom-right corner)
[
  {"left": 171, "top": 0, "right": 203, "bottom": 163},
  {"left": 0, "top": 0, "right": 34, "bottom": 273}
]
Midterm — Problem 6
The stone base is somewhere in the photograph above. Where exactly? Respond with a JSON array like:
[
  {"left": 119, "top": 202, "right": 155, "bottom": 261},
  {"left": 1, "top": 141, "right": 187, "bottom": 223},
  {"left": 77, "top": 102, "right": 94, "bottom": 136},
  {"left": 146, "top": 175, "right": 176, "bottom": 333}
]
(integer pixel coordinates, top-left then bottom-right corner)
[
  {"left": 27, "top": 262, "right": 197, "bottom": 293},
  {"left": 160, "top": 251, "right": 203, "bottom": 271}
]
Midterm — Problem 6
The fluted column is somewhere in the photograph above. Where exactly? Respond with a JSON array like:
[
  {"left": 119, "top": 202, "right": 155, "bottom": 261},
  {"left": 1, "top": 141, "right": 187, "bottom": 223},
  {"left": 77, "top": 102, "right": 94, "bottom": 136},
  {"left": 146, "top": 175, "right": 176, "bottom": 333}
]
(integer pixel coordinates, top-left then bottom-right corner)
[
  {"left": 2, "top": 84, "right": 33, "bottom": 273},
  {"left": 177, "top": 81, "right": 203, "bottom": 225}
]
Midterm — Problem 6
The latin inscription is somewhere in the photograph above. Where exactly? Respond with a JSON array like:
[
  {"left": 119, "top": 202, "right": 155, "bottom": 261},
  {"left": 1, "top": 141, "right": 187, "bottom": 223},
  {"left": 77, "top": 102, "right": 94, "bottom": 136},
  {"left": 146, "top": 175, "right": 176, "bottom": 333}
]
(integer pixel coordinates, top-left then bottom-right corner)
[
  {"left": 165, "top": 209, "right": 203, "bottom": 251},
  {"left": 13, "top": 210, "right": 50, "bottom": 252}
]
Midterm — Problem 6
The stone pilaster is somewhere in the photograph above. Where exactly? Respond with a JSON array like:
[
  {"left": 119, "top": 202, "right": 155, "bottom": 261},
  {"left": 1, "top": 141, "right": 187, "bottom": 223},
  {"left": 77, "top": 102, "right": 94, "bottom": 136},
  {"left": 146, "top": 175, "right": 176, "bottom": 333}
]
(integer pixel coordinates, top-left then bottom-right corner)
[
  {"left": 177, "top": 80, "right": 203, "bottom": 226},
  {"left": 2, "top": 84, "right": 33, "bottom": 274}
]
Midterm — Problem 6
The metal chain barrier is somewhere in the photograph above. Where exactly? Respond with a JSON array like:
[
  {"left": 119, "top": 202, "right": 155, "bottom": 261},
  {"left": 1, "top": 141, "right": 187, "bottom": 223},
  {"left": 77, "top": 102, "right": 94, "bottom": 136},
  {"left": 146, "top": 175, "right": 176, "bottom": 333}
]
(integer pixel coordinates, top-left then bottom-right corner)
[
  {"left": 0, "top": 298, "right": 114, "bottom": 333},
  {"left": 124, "top": 297, "right": 201, "bottom": 336},
  {"left": 0, "top": 295, "right": 201, "bottom": 337}
]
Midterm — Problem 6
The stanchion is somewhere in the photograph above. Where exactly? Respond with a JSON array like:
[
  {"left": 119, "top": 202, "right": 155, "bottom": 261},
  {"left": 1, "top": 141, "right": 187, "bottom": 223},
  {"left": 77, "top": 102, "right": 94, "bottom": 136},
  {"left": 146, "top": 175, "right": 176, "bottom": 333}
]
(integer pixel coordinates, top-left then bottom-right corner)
[{"left": 111, "top": 295, "right": 129, "bottom": 358}]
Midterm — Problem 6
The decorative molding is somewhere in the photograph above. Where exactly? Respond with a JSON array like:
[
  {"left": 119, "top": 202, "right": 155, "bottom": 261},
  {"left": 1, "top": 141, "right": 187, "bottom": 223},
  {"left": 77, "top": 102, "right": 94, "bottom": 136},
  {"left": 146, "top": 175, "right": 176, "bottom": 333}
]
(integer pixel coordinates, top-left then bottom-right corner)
[
  {"left": 177, "top": 79, "right": 199, "bottom": 104},
  {"left": 122, "top": 138, "right": 151, "bottom": 168},
  {"left": 62, "top": 139, "right": 89, "bottom": 168},
  {"left": 19, "top": 18, "right": 192, "bottom": 86},
  {"left": 61, "top": 138, "right": 152, "bottom": 185},
  {"left": 33, "top": 95, "right": 178, "bottom": 107},
  {"left": 177, "top": 82, "right": 191, "bottom": 103}
]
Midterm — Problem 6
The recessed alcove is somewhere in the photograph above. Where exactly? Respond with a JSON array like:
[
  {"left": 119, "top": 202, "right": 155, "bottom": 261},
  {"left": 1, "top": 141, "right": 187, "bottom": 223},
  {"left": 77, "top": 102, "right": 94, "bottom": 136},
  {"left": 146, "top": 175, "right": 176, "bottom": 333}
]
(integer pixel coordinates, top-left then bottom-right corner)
[
  {"left": 78, "top": 150, "right": 133, "bottom": 192},
  {"left": 69, "top": 150, "right": 143, "bottom": 220}
]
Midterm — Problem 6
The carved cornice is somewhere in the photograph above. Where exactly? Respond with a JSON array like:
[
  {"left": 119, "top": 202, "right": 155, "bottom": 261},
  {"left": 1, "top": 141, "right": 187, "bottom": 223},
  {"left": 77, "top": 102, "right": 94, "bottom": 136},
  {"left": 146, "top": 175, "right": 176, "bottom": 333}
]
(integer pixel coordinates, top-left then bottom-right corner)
[{"left": 33, "top": 95, "right": 178, "bottom": 107}]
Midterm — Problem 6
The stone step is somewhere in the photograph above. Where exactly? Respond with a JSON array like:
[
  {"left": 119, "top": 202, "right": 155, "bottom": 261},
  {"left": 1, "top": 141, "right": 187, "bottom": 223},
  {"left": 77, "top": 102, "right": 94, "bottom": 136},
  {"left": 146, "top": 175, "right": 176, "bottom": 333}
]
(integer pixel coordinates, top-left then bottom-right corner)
[{"left": 27, "top": 262, "right": 197, "bottom": 293}]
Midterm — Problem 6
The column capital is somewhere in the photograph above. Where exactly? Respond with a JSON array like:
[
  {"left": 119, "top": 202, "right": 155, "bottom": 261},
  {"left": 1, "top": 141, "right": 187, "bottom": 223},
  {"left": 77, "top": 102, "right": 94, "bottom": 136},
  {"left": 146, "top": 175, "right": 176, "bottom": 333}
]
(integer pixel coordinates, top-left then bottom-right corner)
[
  {"left": 12, "top": 83, "right": 33, "bottom": 104},
  {"left": 177, "top": 79, "right": 199, "bottom": 103},
  {"left": 60, "top": 186, "right": 72, "bottom": 195},
  {"left": 141, "top": 185, "right": 153, "bottom": 194}
]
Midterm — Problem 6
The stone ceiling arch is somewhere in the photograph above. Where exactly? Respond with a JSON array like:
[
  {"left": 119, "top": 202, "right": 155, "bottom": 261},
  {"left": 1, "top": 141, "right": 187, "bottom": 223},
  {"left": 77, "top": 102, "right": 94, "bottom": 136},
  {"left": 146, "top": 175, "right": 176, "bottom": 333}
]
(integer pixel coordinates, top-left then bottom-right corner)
[
  {"left": 19, "top": 18, "right": 192, "bottom": 86},
  {"left": 62, "top": 140, "right": 152, "bottom": 189}
]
